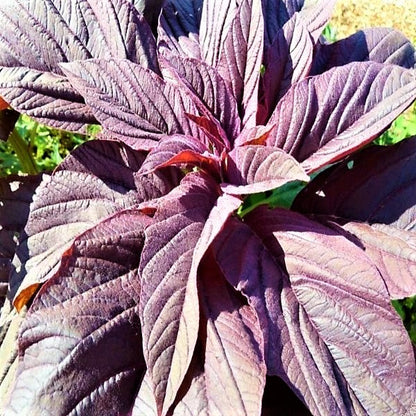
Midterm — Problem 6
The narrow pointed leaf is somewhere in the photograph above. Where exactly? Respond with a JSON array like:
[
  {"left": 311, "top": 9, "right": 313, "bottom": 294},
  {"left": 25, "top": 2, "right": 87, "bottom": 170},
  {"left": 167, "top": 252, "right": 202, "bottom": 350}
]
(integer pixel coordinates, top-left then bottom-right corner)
[
  {"left": 198, "top": 258, "right": 266, "bottom": 416},
  {"left": 62, "top": 59, "right": 205, "bottom": 150},
  {"left": 0, "top": 0, "right": 157, "bottom": 131},
  {"left": 5, "top": 209, "right": 149, "bottom": 415},
  {"left": 259, "top": 14, "right": 313, "bottom": 124},
  {"left": 217, "top": 0, "right": 264, "bottom": 127},
  {"left": 160, "top": 54, "right": 241, "bottom": 140},
  {"left": 199, "top": 0, "right": 239, "bottom": 67},
  {"left": 312, "top": 28, "right": 416, "bottom": 75},
  {"left": 266, "top": 62, "right": 416, "bottom": 172},
  {"left": 222, "top": 145, "right": 309, "bottom": 194},
  {"left": 139, "top": 173, "right": 218, "bottom": 414},
  {"left": 139, "top": 173, "right": 241, "bottom": 414}
]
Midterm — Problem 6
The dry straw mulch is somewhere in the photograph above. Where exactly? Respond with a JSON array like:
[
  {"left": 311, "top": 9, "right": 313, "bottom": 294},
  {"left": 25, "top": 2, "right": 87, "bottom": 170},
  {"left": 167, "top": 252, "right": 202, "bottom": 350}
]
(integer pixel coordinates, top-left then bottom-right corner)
[{"left": 331, "top": 0, "right": 416, "bottom": 42}]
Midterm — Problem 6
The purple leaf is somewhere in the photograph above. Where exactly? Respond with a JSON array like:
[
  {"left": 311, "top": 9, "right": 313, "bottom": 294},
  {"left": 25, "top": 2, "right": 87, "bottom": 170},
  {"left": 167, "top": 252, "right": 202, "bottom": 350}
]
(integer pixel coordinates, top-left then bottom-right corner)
[
  {"left": 0, "top": 69, "right": 96, "bottom": 132},
  {"left": 266, "top": 62, "right": 416, "bottom": 172},
  {"left": 160, "top": 54, "right": 241, "bottom": 140},
  {"left": 9, "top": 140, "right": 174, "bottom": 312},
  {"left": 4, "top": 209, "right": 149, "bottom": 415},
  {"left": 139, "top": 135, "right": 221, "bottom": 179},
  {"left": 216, "top": 0, "right": 264, "bottom": 127},
  {"left": 161, "top": 0, "right": 202, "bottom": 36},
  {"left": 62, "top": 59, "right": 205, "bottom": 150},
  {"left": 199, "top": 0, "right": 239, "bottom": 67},
  {"left": 138, "top": 172, "right": 219, "bottom": 414},
  {"left": 131, "top": 372, "right": 158, "bottom": 416},
  {"left": 312, "top": 28, "right": 416, "bottom": 75},
  {"left": 293, "top": 135, "right": 416, "bottom": 229},
  {"left": 258, "top": 14, "right": 313, "bottom": 124},
  {"left": 168, "top": 256, "right": 265, "bottom": 416},
  {"left": 193, "top": 258, "right": 266, "bottom": 416},
  {"left": 297, "top": 0, "right": 336, "bottom": 42},
  {"left": 139, "top": 172, "right": 241, "bottom": 414},
  {"left": 332, "top": 221, "right": 416, "bottom": 299},
  {"left": 158, "top": 0, "right": 203, "bottom": 59},
  {"left": 215, "top": 207, "right": 415, "bottom": 414},
  {"left": 262, "top": 0, "right": 335, "bottom": 45},
  {"left": 0, "top": 301, "right": 24, "bottom": 408},
  {"left": 222, "top": 145, "right": 309, "bottom": 194},
  {"left": 0, "top": 0, "right": 157, "bottom": 131},
  {"left": 234, "top": 124, "right": 276, "bottom": 147}
]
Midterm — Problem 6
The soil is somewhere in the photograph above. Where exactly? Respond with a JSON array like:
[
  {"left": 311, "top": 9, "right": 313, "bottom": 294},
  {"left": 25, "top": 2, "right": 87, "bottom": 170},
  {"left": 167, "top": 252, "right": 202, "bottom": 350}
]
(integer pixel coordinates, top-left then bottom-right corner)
[{"left": 331, "top": 0, "right": 416, "bottom": 42}]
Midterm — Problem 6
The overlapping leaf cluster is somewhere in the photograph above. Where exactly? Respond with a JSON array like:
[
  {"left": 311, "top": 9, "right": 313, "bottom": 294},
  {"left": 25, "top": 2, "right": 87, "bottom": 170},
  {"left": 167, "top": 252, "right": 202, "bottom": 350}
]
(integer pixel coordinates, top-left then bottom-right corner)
[{"left": 1, "top": 0, "right": 416, "bottom": 415}]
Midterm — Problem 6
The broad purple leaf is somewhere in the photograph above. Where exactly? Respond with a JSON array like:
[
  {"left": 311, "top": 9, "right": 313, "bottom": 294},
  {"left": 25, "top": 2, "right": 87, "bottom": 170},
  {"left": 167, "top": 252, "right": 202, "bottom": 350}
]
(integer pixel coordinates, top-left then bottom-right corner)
[
  {"left": 293, "top": 135, "right": 416, "bottom": 229},
  {"left": 0, "top": 69, "right": 96, "bottom": 132},
  {"left": 9, "top": 140, "right": 175, "bottom": 312},
  {"left": 266, "top": 62, "right": 416, "bottom": 172},
  {"left": 330, "top": 220, "right": 416, "bottom": 299},
  {"left": 312, "top": 28, "right": 416, "bottom": 75},
  {"left": 5, "top": 209, "right": 149, "bottom": 415},
  {"left": 0, "top": 0, "right": 157, "bottom": 131},
  {"left": 262, "top": 0, "right": 335, "bottom": 45},
  {"left": 160, "top": 54, "right": 241, "bottom": 140},
  {"left": 216, "top": 207, "right": 416, "bottom": 414},
  {"left": 158, "top": 0, "right": 203, "bottom": 59},
  {"left": 199, "top": 0, "right": 239, "bottom": 67},
  {"left": 139, "top": 172, "right": 241, "bottom": 414},
  {"left": 214, "top": 217, "right": 353, "bottom": 414},
  {"left": 261, "top": 0, "right": 299, "bottom": 44},
  {"left": 222, "top": 145, "right": 309, "bottom": 194},
  {"left": 62, "top": 59, "right": 206, "bottom": 150},
  {"left": 174, "top": 258, "right": 265, "bottom": 416},
  {"left": 217, "top": 0, "right": 264, "bottom": 127},
  {"left": 139, "top": 172, "right": 218, "bottom": 415},
  {"left": 258, "top": 14, "right": 313, "bottom": 124}
]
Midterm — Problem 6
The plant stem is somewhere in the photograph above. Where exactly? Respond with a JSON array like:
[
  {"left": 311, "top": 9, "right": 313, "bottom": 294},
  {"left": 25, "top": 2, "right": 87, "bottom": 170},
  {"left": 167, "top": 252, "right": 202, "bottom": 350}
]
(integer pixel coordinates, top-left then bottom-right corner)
[{"left": 8, "top": 129, "right": 38, "bottom": 174}]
